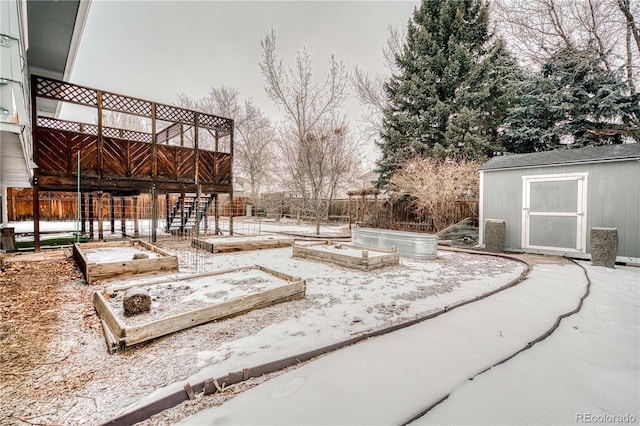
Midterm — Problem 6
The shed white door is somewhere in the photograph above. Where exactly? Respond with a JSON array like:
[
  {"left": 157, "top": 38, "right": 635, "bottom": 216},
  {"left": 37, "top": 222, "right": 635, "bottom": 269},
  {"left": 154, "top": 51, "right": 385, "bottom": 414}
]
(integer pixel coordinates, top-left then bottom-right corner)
[{"left": 522, "top": 173, "right": 588, "bottom": 253}]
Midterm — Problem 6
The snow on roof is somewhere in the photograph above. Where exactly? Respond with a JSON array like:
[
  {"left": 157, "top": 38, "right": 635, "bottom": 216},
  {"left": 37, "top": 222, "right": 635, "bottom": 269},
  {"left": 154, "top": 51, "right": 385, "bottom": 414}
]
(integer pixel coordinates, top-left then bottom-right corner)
[{"left": 479, "top": 143, "right": 640, "bottom": 171}]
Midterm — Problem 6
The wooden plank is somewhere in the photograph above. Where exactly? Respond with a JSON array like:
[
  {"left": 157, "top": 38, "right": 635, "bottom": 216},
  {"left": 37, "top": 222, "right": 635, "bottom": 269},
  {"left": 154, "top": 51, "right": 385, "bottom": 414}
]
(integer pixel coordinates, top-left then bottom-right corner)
[
  {"left": 87, "top": 256, "right": 178, "bottom": 282},
  {"left": 93, "top": 291, "right": 126, "bottom": 346},
  {"left": 138, "top": 240, "right": 174, "bottom": 257},
  {"left": 73, "top": 243, "right": 89, "bottom": 282},
  {"left": 184, "top": 383, "right": 196, "bottom": 400},
  {"left": 124, "top": 280, "right": 305, "bottom": 347},
  {"left": 256, "top": 264, "right": 301, "bottom": 282},
  {"left": 203, "top": 237, "right": 294, "bottom": 253},
  {"left": 292, "top": 243, "right": 399, "bottom": 271},
  {"left": 79, "top": 240, "right": 134, "bottom": 250},
  {"left": 100, "top": 319, "right": 118, "bottom": 354}
]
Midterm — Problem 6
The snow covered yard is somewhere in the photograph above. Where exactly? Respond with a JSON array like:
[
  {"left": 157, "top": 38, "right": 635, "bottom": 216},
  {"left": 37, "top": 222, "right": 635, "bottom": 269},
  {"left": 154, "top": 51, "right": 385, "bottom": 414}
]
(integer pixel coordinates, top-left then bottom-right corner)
[
  {"left": 104, "top": 267, "right": 297, "bottom": 327},
  {"left": 83, "top": 246, "right": 162, "bottom": 263},
  {"left": 174, "top": 262, "right": 639, "bottom": 426},
  {"left": 416, "top": 263, "right": 639, "bottom": 425},
  {"left": 0, "top": 239, "right": 524, "bottom": 425}
]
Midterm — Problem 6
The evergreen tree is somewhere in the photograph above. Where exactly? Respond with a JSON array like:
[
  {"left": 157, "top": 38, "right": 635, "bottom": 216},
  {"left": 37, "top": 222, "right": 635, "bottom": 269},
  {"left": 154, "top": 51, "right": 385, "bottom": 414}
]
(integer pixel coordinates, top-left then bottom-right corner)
[
  {"left": 376, "top": 0, "right": 520, "bottom": 187},
  {"left": 503, "top": 46, "right": 640, "bottom": 153}
]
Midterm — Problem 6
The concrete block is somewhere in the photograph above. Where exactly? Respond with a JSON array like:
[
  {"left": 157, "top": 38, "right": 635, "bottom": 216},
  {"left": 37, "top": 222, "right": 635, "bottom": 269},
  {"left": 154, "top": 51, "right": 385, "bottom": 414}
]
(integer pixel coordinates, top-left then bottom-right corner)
[
  {"left": 485, "top": 219, "right": 506, "bottom": 253},
  {"left": 591, "top": 227, "right": 617, "bottom": 268}
]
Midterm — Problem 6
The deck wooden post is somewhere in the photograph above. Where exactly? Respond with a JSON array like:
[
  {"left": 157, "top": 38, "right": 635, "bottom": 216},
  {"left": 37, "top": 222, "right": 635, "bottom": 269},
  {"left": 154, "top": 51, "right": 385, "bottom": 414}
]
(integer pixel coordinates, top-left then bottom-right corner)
[
  {"left": 88, "top": 192, "right": 94, "bottom": 240},
  {"left": 229, "top": 123, "right": 234, "bottom": 236},
  {"left": 180, "top": 191, "right": 185, "bottom": 234},
  {"left": 194, "top": 185, "right": 201, "bottom": 237},
  {"left": 10, "top": 187, "right": 17, "bottom": 221},
  {"left": 30, "top": 75, "right": 41, "bottom": 252},
  {"left": 97, "top": 91, "right": 103, "bottom": 178},
  {"left": 1, "top": 185, "right": 8, "bottom": 226},
  {"left": 81, "top": 192, "right": 86, "bottom": 234},
  {"left": 203, "top": 196, "right": 209, "bottom": 233},
  {"left": 33, "top": 184, "right": 41, "bottom": 252},
  {"left": 133, "top": 195, "right": 139, "bottom": 238},
  {"left": 120, "top": 196, "right": 126, "bottom": 236},
  {"left": 151, "top": 103, "right": 157, "bottom": 179},
  {"left": 151, "top": 187, "right": 157, "bottom": 243},
  {"left": 109, "top": 195, "right": 115, "bottom": 233},
  {"left": 165, "top": 193, "right": 170, "bottom": 233},
  {"left": 98, "top": 192, "right": 104, "bottom": 241},
  {"left": 214, "top": 194, "right": 220, "bottom": 235}
]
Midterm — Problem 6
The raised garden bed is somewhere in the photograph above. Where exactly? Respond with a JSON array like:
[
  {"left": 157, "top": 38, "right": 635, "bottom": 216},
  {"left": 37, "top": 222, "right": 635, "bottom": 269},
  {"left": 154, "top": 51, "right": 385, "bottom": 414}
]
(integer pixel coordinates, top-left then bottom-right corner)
[
  {"left": 192, "top": 234, "right": 294, "bottom": 253},
  {"left": 292, "top": 241, "right": 399, "bottom": 270},
  {"left": 73, "top": 240, "right": 179, "bottom": 284},
  {"left": 93, "top": 265, "right": 306, "bottom": 352}
]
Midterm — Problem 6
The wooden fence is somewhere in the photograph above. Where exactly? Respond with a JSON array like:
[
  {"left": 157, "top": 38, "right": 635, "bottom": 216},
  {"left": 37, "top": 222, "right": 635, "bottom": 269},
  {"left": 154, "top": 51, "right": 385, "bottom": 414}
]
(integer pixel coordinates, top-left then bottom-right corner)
[{"left": 7, "top": 189, "right": 475, "bottom": 232}]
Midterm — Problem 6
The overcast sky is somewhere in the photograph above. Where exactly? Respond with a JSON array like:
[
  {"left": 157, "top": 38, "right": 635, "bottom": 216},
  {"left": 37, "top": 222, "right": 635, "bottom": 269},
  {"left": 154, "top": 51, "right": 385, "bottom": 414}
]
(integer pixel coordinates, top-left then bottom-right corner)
[{"left": 67, "top": 1, "right": 420, "bottom": 166}]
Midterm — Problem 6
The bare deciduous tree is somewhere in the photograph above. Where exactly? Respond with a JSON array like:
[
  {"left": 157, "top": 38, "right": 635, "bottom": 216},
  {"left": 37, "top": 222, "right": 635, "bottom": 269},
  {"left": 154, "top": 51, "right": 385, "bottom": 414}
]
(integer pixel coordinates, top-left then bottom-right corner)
[
  {"left": 102, "top": 111, "right": 150, "bottom": 132},
  {"left": 260, "top": 28, "right": 357, "bottom": 234},
  {"left": 493, "top": 0, "right": 640, "bottom": 92},
  {"left": 176, "top": 89, "right": 275, "bottom": 200},
  {"left": 260, "top": 28, "right": 348, "bottom": 139},
  {"left": 388, "top": 158, "right": 480, "bottom": 232},
  {"left": 275, "top": 118, "right": 360, "bottom": 234}
]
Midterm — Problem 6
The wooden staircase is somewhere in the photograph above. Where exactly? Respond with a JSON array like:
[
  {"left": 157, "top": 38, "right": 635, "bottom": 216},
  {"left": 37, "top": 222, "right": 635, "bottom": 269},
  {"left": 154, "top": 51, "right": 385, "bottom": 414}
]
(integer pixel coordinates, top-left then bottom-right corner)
[{"left": 167, "top": 193, "right": 214, "bottom": 235}]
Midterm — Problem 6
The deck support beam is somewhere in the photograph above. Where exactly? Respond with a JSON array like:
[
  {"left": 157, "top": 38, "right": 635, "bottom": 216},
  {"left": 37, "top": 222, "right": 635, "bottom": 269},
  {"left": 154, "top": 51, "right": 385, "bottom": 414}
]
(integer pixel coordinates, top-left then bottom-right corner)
[
  {"left": 81, "top": 192, "right": 86, "bottom": 234},
  {"left": 98, "top": 192, "right": 104, "bottom": 241},
  {"left": 133, "top": 195, "right": 139, "bottom": 238},
  {"left": 229, "top": 124, "right": 234, "bottom": 236},
  {"left": 121, "top": 196, "right": 126, "bottom": 236},
  {"left": 109, "top": 195, "right": 115, "bottom": 233},
  {"left": 33, "top": 184, "right": 40, "bottom": 252},
  {"left": 151, "top": 187, "right": 157, "bottom": 243},
  {"left": 88, "top": 192, "right": 94, "bottom": 240},
  {"left": 165, "top": 194, "right": 170, "bottom": 233},
  {"left": 214, "top": 194, "right": 220, "bottom": 235}
]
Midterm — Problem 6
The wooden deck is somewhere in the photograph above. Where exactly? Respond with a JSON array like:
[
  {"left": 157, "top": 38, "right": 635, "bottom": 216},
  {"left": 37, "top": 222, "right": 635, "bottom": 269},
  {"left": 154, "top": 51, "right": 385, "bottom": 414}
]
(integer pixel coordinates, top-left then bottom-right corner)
[
  {"left": 32, "top": 76, "right": 233, "bottom": 194},
  {"left": 30, "top": 75, "right": 236, "bottom": 248}
]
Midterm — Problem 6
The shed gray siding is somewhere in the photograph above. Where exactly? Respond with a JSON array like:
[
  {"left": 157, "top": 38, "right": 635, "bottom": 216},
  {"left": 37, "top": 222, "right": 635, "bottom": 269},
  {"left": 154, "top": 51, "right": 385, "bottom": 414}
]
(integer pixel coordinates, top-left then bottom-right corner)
[{"left": 481, "top": 159, "right": 640, "bottom": 261}]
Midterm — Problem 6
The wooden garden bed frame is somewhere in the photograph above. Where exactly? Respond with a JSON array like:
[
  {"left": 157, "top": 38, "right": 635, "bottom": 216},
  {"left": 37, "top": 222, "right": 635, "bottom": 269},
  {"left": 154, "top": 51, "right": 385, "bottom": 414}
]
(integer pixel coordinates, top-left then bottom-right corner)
[
  {"left": 192, "top": 235, "right": 294, "bottom": 253},
  {"left": 73, "top": 239, "right": 179, "bottom": 284},
  {"left": 93, "top": 265, "right": 306, "bottom": 352},
  {"left": 292, "top": 241, "right": 399, "bottom": 271}
]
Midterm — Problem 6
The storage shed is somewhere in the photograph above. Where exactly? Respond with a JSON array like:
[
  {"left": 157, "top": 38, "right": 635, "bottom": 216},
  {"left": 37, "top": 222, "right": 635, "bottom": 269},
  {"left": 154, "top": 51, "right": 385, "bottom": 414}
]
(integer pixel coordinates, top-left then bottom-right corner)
[{"left": 479, "top": 144, "right": 640, "bottom": 263}]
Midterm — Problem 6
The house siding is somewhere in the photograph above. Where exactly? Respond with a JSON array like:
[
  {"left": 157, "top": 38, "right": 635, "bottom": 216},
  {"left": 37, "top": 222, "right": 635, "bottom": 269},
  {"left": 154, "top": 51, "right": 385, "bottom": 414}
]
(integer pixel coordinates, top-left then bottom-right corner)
[{"left": 481, "top": 159, "right": 640, "bottom": 260}]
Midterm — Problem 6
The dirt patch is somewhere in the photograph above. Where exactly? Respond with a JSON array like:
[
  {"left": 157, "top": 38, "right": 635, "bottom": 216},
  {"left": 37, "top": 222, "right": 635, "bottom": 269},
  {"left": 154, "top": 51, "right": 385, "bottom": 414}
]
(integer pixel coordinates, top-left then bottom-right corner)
[{"left": 0, "top": 257, "right": 99, "bottom": 425}]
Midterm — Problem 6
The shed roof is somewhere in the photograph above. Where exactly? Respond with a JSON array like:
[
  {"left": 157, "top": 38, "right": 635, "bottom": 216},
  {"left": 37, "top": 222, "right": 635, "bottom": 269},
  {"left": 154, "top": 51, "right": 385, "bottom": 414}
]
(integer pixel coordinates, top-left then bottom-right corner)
[{"left": 479, "top": 143, "right": 640, "bottom": 171}]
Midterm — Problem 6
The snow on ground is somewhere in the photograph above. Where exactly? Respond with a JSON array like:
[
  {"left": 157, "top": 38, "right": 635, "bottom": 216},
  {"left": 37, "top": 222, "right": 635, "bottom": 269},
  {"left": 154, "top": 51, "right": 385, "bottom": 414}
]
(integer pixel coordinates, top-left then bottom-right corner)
[
  {"left": 175, "top": 262, "right": 639, "bottom": 425},
  {"left": 8, "top": 217, "right": 349, "bottom": 240},
  {"left": 120, "top": 246, "right": 525, "bottom": 416},
  {"left": 415, "top": 262, "right": 639, "bottom": 425},
  {"left": 177, "top": 262, "right": 618, "bottom": 425},
  {"left": 199, "top": 234, "right": 292, "bottom": 244},
  {"left": 83, "top": 246, "right": 161, "bottom": 262},
  {"left": 106, "top": 268, "right": 293, "bottom": 326},
  {"left": 302, "top": 242, "right": 392, "bottom": 258}
]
